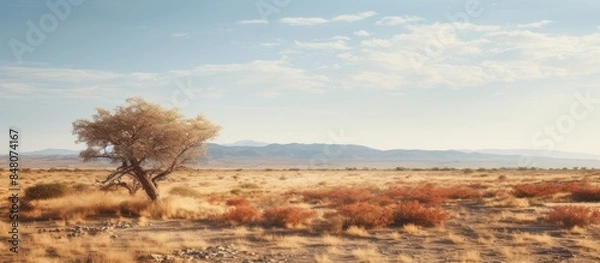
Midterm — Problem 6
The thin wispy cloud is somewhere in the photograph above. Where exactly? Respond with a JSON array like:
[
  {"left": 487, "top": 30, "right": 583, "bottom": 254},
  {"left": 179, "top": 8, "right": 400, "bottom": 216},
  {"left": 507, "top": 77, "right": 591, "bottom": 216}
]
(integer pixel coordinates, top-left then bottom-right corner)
[
  {"left": 376, "top": 16, "right": 424, "bottom": 25},
  {"left": 4, "top": 1, "right": 600, "bottom": 154},
  {"left": 238, "top": 19, "right": 268, "bottom": 25},
  {"left": 260, "top": 42, "right": 281, "bottom": 48},
  {"left": 171, "top": 32, "right": 191, "bottom": 38},
  {"left": 258, "top": 90, "right": 283, "bottom": 98},
  {"left": 517, "top": 20, "right": 553, "bottom": 29},
  {"left": 354, "top": 30, "right": 371, "bottom": 37},
  {"left": 279, "top": 17, "right": 329, "bottom": 26},
  {"left": 331, "top": 11, "right": 377, "bottom": 22},
  {"left": 280, "top": 11, "right": 377, "bottom": 26},
  {"left": 294, "top": 40, "right": 351, "bottom": 51}
]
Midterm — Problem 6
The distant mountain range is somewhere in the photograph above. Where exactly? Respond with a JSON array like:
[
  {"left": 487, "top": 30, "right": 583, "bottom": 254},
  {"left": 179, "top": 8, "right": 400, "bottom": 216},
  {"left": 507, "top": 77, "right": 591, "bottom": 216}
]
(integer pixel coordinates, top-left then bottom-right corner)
[
  {"left": 222, "top": 140, "right": 270, "bottom": 147},
  {"left": 13, "top": 142, "right": 600, "bottom": 169},
  {"left": 463, "top": 149, "right": 600, "bottom": 161}
]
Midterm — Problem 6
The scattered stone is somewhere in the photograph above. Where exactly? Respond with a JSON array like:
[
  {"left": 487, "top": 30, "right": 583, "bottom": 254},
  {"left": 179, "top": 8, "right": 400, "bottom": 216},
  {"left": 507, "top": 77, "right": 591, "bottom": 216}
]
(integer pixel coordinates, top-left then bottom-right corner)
[
  {"left": 38, "top": 220, "right": 140, "bottom": 239},
  {"left": 167, "top": 244, "right": 289, "bottom": 263}
]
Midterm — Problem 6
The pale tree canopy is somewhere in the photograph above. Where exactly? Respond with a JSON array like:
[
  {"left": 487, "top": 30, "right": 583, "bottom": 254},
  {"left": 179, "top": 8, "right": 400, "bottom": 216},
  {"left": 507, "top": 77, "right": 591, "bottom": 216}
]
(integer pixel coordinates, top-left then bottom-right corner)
[{"left": 72, "top": 97, "right": 220, "bottom": 201}]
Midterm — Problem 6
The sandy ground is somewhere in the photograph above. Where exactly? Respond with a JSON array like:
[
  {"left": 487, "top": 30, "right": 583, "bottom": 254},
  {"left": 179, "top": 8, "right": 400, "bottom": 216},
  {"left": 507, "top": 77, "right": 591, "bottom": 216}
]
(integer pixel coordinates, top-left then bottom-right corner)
[{"left": 1, "top": 168, "right": 600, "bottom": 263}]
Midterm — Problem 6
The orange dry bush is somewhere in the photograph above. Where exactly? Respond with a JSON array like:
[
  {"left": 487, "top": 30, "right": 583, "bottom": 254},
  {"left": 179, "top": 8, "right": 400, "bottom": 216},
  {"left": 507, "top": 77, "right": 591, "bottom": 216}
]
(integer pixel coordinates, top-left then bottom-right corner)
[
  {"left": 222, "top": 205, "right": 262, "bottom": 225},
  {"left": 337, "top": 202, "right": 393, "bottom": 229},
  {"left": 393, "top": 201, "right": 449, "bottom": 227},
  {"left": 441, "top": 186, "right": 482, "bottom": 199},
  {"left": 300, "top": 187, "right": 374, "bottom": 206},
  {"left": 263, "top": 206, "right": 316, "bottom": 228},
  {"left": 226, "top": 197, "right": 250, "bottom": 207},
  {"left": 547, "top": 205, "right": 600, "bottom": 228},
  {"left": 570, "top": 185, "right": 600, "bottom": 202},
  {"left": 385, "top": 184, "right": 447, "bottom": 205},
  {"left": 513, "top": 183, "right": 567, "bottom": 198}
]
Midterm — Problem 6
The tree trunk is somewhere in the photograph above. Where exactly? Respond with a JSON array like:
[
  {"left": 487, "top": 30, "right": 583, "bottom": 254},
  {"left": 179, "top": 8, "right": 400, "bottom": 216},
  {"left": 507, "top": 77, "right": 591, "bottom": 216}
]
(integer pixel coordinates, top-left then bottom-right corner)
[{"left": 136, "top": 173, "right": 160, "bottom": 201}]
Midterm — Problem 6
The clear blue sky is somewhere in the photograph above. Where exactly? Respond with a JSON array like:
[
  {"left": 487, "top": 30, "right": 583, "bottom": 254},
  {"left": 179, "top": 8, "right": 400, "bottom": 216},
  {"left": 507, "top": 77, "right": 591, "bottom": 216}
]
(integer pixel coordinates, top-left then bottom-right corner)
[{"left": 2, "top": 0, "right": 600, "bottom": 154}]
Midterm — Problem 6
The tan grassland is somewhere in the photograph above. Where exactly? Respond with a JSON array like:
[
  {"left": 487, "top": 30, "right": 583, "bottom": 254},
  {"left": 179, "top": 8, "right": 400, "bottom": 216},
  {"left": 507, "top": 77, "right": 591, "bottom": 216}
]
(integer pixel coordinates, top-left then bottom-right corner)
[{"left": 1, "top": 168, "right": 600, "bottom": 262}]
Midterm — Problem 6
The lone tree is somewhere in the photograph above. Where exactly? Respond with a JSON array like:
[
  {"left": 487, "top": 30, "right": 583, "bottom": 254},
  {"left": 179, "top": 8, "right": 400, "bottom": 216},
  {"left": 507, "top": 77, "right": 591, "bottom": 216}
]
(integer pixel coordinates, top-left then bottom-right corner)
[{"left": 72, "top": 97, "right": 220, "bottom": 201}]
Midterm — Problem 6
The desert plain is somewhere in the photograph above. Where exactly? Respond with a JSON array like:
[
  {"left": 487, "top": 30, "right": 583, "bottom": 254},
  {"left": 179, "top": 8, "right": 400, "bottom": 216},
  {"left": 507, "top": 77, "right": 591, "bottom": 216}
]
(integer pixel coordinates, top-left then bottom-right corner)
[{"left": 2, "top": 167, "right": 600, "bottom": 263}]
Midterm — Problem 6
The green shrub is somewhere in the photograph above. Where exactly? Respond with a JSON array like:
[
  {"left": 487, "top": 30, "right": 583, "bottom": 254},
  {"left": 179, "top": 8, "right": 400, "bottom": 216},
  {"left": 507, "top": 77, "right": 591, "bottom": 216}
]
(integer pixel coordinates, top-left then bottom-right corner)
[{"left": 25, "top": 183, "right": 70, "bottom": 200}]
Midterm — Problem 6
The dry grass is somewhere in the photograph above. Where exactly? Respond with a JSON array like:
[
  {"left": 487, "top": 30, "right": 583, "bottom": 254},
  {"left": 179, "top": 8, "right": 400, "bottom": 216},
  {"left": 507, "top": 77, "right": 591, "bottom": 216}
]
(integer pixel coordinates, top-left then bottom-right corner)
[
  {"left": 7, "top": 168, "right": 600, "bottom": 263},
  {"left": 352, "top": 247, "right": 385, "bottom": 263},
  {"left": 232, "top": 226, "right": 250, "bottom": 236},
  {"left": 274, "top": 235, "right": 307, "bottom": 249},
  {"left": 578, "top": 239, "right": 600, "bottom": 251},
  {"left": 512, "top": 232, "right": 554, "bottom": 245},
  {"left": 500, "top": 247, "right": 532, "bottom": 263},
  {"left": 22, "top": 190, "right": 225, "bottom": 221},
  {"left": 345, "top": 226, "right": 370, "bottom": 237},
  {"left": 461, "top": 250, "right": 481, "bottom": 262},
  {"left": 398, "top": 255, "right": 414, "bottom": 263},
  {"left": 168, "top": 186, "right": 203, "bottom": 198},
  {"left": 446, "top": 232, "right": 465, "bottom": 244},
  {"left": 315, "top": 254, "right": 334, "bottom": 263},
  {"left": 321, "top": 234, "right": 342, "bottom": 246},
  {"left": 388, "top": 231, "right": 401, "bottom": 240},
  {"left": 402, "top": 224, "right": 422, "bottom": 234}
]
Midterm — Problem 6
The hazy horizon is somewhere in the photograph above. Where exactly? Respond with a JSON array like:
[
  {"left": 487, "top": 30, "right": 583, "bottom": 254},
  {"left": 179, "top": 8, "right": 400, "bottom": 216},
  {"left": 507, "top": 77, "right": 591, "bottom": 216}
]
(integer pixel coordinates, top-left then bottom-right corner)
[{"left": 2, "top": 1, "right": 600, "bottom": 155}]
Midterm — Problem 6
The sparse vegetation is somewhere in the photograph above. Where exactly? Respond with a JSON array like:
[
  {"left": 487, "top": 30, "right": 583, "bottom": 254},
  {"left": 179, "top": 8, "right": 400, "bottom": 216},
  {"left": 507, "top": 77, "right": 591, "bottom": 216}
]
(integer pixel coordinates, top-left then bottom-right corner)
[
  {"left": 570, "top": 185, "right": 600, "bottom": 202},
  {"left": 222, "top": 205, "right": 262, "bottom": 225},
  {"left": 513, "top": 183, "right": 562, "bottom": 197},
  {"left": 263, "top": 206, "right": 316, "bottom": 228},
  {"left": 8, "top": 168, "right": 600, "bottom": 262},
  {"left": 225, "top": 197, "right": 250, "bottom": 207},
  {"left": 546, "top": 205, "right": 600, "bottom": 228},
  {"left": 168, "top": 186, "right": 203, "bottom": 199},
  {"left": 25, "top": 183, "right": 70, "bottom": 200},
  {"left": 337, "top": 202, "right": 393, "bottom": 229},
  {"left": 392, "top": 201, "right": 449, "bottom": 227}
]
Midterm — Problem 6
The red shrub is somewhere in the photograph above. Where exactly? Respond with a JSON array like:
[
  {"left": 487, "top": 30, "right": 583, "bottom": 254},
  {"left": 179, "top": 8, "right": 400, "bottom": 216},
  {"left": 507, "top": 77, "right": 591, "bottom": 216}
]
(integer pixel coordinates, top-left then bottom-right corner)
[
  {"left": 206, "top": 195, "right": 225, "bottom": 204},
  {"left": 385, "top": 184, "right": 447, "bottom": 205},
  {"left": 570, "top": 186, "right": 600, "bottom": 202},
  {"left": 226, "top": 197, "right": 250, "bottom": 207},
  {"left": 337, "top": 202, "right": 393, "bottom": 229},
  {"left": 547, "top": 205, "right": 600, "bottom": 228},
  {"left": 392, "top": 201, "right": 449, "bottom": 227},
  {"left": 323, "top": 212, "right": 345, "bottom": 234},
  {"left": 300, "top": 187, "right": 374, "bottom": 206},
  {"left": 263, "top": 206, "right": 316, "bottom": 228},
  {"left": 513, "top": 183, "right": 567, "bottom": 198},
  {"left": 222, "top": 205, "right": 262, "bottom": 225},
  {"left": 441, "top": 186, "right": 482, "bottom": 200}
]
